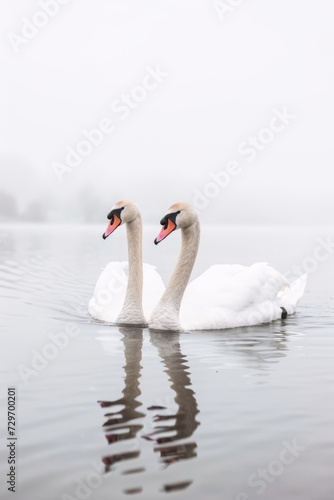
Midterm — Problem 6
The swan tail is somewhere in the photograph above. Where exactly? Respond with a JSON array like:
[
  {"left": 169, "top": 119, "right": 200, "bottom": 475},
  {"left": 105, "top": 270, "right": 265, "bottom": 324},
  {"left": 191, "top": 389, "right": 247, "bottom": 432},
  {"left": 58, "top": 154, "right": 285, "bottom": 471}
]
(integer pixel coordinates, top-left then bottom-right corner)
[{"left": 277, "top": 274, "right": 307, "bottom": 314}]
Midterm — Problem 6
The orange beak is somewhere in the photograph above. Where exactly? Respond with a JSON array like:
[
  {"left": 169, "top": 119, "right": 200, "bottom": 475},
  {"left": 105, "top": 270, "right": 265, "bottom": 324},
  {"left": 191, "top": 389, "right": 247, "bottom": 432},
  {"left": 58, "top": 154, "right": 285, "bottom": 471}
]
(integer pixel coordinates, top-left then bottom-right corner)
[
  {"left": 154, "top": 218, "right": 176, "bottom": 245},
  {"left": 103, "top": 215, "right": 121, "bottom": 239}
]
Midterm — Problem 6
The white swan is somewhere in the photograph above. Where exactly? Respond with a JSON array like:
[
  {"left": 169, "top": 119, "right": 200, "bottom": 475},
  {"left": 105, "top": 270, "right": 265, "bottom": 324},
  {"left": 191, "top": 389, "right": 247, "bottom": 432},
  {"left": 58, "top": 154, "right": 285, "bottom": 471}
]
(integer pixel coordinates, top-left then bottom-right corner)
[
  {"left": 149, "top": 203, "right": 307, "bottom": 331},
  {"left": 88, "top": 200, "right": 164, "bottom": 325}
]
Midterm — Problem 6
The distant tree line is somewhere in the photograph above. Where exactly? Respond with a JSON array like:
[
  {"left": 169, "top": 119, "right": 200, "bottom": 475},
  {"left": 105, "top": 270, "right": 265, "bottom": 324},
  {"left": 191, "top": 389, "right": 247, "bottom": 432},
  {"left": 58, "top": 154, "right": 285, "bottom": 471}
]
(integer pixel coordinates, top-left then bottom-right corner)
[{"left": 0, "top": 187, "right": 108, "bottom": 223}]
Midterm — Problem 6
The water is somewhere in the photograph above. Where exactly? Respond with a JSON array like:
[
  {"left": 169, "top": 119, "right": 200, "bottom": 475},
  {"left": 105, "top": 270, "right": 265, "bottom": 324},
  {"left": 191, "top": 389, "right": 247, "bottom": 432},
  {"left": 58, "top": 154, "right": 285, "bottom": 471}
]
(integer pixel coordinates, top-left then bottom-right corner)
[{"left": 0, "top": 224, "right": 333, "bottom": 500}]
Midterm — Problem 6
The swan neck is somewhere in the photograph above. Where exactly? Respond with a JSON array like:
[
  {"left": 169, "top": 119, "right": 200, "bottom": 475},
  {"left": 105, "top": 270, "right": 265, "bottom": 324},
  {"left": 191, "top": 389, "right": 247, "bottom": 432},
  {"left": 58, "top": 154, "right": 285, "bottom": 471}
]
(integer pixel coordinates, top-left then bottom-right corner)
[
  {"left": 150, "top": 219, "right": 200, "bottom": 330},
  {"left": 168, "top": 221, "right": 200, "bottom": 303},
  {"left": 117, "top": 216, "right": 145, "bottom": 324}
]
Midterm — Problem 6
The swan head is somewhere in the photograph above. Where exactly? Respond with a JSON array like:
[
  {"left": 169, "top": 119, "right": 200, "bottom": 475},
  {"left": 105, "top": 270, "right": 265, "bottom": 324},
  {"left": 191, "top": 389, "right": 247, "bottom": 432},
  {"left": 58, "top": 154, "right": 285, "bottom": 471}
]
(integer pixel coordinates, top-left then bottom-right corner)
[
  {"left": 154, "top": 202, "right": 198, "bottom": 244},
  {"left": 103, "top": 199, "right": 140, "bottom": 239}
]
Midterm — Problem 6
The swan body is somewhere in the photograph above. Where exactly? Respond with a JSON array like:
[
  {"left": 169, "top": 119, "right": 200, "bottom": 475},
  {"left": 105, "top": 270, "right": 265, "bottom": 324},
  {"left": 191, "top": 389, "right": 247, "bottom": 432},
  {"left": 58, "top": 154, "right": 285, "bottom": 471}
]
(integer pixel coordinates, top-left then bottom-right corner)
[
  {"left": 179, "top": 263, "right": 307, "bottom": 330},
  {"left": 89, "top": 261, "right": 165, "bottom": 323},
  {"left": 149, "top": 203, "right": 307, "bottom": 331},
  {"left": 88, "top": 200, "right": 164, "bottom": 325}
]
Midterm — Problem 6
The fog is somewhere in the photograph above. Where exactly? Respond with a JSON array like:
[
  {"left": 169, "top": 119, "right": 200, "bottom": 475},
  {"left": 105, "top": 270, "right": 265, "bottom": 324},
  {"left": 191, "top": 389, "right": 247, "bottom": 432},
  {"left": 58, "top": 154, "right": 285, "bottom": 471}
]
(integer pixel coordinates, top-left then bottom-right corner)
[{"left": 1, "top": 0, "right": 333, "bottom": 224}]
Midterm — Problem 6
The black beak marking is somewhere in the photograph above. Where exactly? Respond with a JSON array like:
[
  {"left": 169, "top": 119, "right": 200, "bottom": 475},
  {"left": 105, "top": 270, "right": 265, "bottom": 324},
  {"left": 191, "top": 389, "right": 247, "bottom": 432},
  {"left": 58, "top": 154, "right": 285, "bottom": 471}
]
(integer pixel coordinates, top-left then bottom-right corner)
[
  {"left": 160, "top": 210, "right": 180, "bottom": 228},
  {"left": 107, "top": 206, "right": 124, "bottom": 220}
]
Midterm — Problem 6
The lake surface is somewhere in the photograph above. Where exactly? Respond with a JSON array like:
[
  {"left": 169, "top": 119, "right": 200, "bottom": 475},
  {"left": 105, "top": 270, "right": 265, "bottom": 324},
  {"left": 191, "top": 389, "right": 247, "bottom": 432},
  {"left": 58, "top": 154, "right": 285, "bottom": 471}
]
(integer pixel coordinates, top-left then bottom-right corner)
[{"left": 0, "top": 224, "right": 333, "bottom": 500}]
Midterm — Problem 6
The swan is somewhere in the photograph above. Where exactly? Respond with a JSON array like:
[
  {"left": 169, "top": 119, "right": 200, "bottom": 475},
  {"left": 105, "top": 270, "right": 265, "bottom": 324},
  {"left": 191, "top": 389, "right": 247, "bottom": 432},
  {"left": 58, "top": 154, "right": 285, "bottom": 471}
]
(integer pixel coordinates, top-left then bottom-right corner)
[
  {"left": 88, "top": 200, "right": 164, "bottom": 325},
  {"left": 149, "top": 203, "right": 307, "bottom": 331}
]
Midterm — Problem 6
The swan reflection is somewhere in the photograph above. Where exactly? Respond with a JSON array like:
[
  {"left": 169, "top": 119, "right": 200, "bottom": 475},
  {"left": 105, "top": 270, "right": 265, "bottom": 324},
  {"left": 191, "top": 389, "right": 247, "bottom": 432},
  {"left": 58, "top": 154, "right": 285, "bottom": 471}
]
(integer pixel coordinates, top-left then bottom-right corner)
[
  {"left": 98, "top": 327, "right": 144, "bottom": 473},
  {"left": 97, "top": 327, "right": 200, "bottom": 492},
  {"left": 203, "top": 321, "right": 291, "bottom": 378},
  {"left": 145, "top": 331, "right": 200, "bottom": 466}
]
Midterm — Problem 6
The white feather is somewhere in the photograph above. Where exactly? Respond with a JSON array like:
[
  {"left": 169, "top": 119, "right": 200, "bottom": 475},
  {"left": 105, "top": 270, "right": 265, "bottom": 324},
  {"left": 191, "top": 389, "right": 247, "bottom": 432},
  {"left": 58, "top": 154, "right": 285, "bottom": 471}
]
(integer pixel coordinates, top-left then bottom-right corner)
[
  {"left": 179, "top": 263, "right": 307, "bottom": 330},
  {"left": 88, "top": 262, "right": 165, "bottom": 323}
]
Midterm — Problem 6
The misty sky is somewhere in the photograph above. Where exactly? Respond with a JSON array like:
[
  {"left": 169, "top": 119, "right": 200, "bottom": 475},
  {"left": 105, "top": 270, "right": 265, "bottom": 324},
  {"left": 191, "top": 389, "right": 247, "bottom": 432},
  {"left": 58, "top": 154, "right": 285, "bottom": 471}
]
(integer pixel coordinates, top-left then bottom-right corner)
[{"left": 1, "top": 0, "right": 333, "bottom": 224}]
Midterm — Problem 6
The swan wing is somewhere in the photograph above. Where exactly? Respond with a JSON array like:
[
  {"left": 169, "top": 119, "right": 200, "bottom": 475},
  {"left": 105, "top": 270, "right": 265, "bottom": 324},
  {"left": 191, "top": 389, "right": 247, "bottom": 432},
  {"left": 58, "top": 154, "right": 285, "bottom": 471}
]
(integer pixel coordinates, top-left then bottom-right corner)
[
  {"left": 180, "top": 263, "right": 305, "bottom": 330},
  {"left": 88, "top": 262, "right": 128, "bottom": 322},
  {"left": 142, "top": 263, "right": 165, "bottom": 320},
  {"left": 89, "top": 262, "right": 165, "bottom": 323}
]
